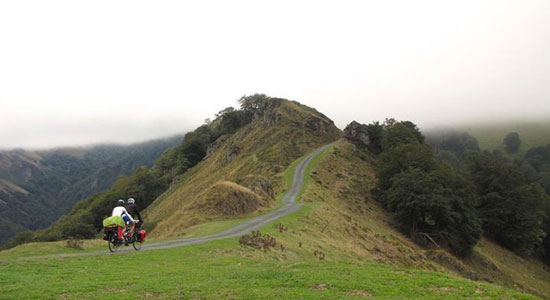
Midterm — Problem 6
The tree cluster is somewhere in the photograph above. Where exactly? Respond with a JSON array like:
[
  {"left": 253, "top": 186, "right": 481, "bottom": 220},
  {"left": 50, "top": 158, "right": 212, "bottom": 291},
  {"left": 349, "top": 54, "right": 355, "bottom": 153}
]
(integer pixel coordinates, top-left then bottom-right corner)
[
  {"left": 349, "top": 120, "right": 550, "bottom": 261},
  {"left": 355, "top": 119, "right": 482, "bottom": 257}
]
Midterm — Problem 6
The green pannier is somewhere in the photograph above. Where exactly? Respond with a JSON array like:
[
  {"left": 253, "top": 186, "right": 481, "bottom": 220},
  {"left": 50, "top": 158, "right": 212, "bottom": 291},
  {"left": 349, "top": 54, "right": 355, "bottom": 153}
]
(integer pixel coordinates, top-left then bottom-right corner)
[{"left": 103, "top": 216, "right": 125, "bottom": 227}]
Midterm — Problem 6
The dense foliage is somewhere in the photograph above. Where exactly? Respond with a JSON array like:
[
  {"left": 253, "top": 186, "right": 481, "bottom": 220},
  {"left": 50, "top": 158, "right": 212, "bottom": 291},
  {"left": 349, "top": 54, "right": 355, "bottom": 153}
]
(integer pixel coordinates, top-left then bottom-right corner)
[
  {"left": 345, "top": 120, "right": 482, "bottom": 257},
  {"left": 465, "top": 152, "right": 548, "bottom": 255},
  {"left": 349, "top": 120, "right": 550, "bottom": 260}
]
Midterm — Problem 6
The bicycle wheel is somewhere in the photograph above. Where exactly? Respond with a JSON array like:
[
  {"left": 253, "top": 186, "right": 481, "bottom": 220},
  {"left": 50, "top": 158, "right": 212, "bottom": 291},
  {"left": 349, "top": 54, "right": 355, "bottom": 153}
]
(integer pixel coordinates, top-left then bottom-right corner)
[
  {"left": 108, "top": 234, "right": 119, "bottom": 252},
  {"left": 132, "top": 232, "right": 142, "bottom": 251}
]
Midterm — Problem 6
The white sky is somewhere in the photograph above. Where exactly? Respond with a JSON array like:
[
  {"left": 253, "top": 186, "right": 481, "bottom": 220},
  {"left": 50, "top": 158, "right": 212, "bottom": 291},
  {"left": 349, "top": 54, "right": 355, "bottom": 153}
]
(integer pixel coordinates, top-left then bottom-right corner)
[{"left": 1, "top": 0, "right": 549, "bottom": 149}]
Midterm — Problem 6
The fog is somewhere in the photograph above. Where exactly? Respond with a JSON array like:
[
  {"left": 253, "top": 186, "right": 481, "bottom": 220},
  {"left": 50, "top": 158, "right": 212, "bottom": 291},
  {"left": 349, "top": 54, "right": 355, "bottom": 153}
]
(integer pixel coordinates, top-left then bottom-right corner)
[{"left": 1, "top": 1, "right": 549, "bottom": 149}]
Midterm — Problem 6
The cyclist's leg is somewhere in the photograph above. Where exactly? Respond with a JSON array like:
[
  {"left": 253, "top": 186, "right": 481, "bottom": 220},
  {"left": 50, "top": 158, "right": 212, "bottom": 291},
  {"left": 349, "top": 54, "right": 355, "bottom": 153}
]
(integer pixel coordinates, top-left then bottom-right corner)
[{"left": 122, "top": 215, "right": 131, "bottom": 235}]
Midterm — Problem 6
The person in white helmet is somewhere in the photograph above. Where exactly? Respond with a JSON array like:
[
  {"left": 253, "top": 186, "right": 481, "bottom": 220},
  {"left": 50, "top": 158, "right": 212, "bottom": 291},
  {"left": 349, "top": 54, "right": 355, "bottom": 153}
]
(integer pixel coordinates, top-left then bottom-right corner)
[
  {"left": 125, "top": 197, "right": 143, "bottom": 224},
  {"left": 112, "top": 199, "right": 134, "bottom": 236}
]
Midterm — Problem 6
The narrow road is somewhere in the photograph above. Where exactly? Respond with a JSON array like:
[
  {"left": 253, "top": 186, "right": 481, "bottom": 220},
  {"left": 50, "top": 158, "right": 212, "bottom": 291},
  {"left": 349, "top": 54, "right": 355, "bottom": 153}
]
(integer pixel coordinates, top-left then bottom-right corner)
[{"left": 11, "top": 143, "right": 334, "bottom": 260}]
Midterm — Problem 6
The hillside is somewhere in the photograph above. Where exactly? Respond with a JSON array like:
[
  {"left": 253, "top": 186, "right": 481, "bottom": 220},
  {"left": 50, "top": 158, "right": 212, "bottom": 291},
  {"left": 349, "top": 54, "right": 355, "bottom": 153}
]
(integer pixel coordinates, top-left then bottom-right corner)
[
  {"left": 144, "top": 98, "right": 341, "bottom": 238},
  {"left": 0, "top": 135, "right": 183, "bottom": 246},
  {"left": 446, "top": 120, "right": 550, "bottom": 156},
  {"left": 285, "top": 139, "right": 550, "bottom": 298}
]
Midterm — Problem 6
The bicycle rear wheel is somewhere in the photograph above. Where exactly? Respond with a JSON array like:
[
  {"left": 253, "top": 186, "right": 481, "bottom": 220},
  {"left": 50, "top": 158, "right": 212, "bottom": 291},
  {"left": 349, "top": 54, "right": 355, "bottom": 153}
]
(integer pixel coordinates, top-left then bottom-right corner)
[
  {"left": 132, "top": 232, "right": 142, "bottom": 251},
  {"left": 108, "top": 234, "right": 119, "bottom": 252}
]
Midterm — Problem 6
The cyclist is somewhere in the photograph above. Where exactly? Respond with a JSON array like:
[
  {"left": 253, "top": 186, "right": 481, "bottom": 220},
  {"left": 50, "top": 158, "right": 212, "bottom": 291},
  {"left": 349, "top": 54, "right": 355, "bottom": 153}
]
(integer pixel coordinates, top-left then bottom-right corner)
[{"left": 112, "top": 199, "right": 134, "bottom": 236}]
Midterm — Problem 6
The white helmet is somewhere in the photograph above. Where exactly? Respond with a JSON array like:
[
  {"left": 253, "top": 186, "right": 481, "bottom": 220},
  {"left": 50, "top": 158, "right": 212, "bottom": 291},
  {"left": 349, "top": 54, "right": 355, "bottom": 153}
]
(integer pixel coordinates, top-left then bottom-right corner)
[{"left": 127, "top": 198, "right": 135, "bottom": 204}]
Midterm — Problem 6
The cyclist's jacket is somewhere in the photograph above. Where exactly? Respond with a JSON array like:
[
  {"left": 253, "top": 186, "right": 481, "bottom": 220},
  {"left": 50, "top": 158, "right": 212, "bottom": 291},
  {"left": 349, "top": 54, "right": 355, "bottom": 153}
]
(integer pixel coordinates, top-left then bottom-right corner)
[
  {"left": 112, "top": 206, "right": 134, "bottom": 222},
  {"left": 125, "top": 203, "right": 143, "bottom": 223}
]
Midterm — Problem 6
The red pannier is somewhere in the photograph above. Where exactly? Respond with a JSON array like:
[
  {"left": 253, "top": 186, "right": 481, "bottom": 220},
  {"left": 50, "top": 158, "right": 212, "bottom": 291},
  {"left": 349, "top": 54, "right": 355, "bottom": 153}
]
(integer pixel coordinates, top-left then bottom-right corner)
[
  {"left": 117, "top": 226, "right": 124, "bottom": 240},
  {"left": 138, "top": 230, "right": 147, "bottom": 242}
]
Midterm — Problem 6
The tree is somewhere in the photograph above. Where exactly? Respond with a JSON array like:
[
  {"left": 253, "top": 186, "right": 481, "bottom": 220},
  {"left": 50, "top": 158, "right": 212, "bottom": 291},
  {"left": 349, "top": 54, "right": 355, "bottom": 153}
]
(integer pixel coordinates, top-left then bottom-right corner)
[
  {"left": 465, "top": 152, "right": 548, "bottom": 255},
  {"left": 366, "top": 122, "right": 384, "bottom": 155},
  {"left": 376, "top": 143, "right": 437, "bottom": 191},
  {"left": 238, "top": 94, "right": 270, "bottom": 116},
  {"left": 503, "top": 132, "right": 521, "bottom": 153},
  {"left": 381, "top": 122, "right": 421, "bottom": 150},
  {"left": 524, "top": 144, "right": 550, "bottom": 172},
  {"left": 385, "top": 165, "right": 482, "bottom": 257},
  {"left": 427, "top": 131, "right": 480, "bottom": 159}
]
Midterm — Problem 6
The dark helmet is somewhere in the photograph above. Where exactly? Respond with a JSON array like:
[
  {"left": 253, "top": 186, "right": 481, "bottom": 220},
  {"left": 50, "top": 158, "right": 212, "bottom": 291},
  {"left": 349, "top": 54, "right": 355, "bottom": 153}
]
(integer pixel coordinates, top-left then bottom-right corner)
[{"left": 117, "top": 199, "right": 125, "bottom": 206}]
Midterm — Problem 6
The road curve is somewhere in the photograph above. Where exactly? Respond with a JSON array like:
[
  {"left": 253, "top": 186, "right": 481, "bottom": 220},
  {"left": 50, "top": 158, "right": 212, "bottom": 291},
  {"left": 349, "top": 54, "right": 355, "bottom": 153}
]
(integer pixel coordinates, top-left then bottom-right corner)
[{"left": 10, "top": 143, "right": 334, "bottom": 260}]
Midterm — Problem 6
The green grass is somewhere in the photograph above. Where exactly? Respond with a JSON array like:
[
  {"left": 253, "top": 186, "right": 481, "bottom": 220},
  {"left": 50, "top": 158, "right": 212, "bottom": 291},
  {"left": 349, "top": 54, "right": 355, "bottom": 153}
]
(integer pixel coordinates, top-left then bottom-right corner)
[
  {"left": 0, "top": 237, "right": 538, "bottom": 300},
  {"left": 0, "top": 240, "right": 106, "bottom": 260},
  {"left": 297, "top": 144, "right": 334, "bottom": 201}
]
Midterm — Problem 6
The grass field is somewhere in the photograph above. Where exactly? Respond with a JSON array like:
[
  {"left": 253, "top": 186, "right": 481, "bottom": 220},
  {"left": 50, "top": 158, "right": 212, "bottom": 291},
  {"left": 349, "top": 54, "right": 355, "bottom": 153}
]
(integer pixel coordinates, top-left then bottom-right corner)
[{"left": 0, "top": 206, "right": 539, "bottom": 300}]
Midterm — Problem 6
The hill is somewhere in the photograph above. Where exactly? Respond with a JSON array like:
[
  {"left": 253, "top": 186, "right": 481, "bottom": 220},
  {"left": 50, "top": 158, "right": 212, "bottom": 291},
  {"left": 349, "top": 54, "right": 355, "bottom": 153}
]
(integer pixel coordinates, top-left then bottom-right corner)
[
  {"left": 0, "top": 135, "right": 183, "bottom": 246},
  {"left": 144, "top": 98, "right": 341, "bottom": 238}
]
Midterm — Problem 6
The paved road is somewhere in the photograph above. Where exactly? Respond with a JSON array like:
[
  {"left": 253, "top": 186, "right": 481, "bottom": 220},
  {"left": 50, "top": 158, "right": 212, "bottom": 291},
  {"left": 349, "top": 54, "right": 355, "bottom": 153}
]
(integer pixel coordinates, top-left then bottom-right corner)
[{"left": 9, "top": 143, "right": 334, "bottom": 260}]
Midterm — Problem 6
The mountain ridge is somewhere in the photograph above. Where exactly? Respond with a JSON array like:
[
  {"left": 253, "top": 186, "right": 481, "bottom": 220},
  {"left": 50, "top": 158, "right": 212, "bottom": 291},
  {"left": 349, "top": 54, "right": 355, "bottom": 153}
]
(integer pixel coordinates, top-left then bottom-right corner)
[{"left": 0, "top": 134, "right": 184, "bottom": 246}]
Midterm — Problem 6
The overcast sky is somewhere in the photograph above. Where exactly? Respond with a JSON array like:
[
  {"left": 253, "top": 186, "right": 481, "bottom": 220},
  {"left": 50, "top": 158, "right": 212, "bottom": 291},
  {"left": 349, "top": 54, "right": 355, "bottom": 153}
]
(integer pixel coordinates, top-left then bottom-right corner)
[{"left": 1, "top": 1, "right": 549, "bottom": 149}]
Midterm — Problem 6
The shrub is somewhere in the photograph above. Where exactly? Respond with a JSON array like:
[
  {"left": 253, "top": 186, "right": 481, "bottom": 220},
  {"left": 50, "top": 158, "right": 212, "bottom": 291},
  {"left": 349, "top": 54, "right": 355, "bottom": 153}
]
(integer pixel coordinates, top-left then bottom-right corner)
[
  {"left": 66, "top": 237, "right": 84, "bottom": 250},
  {"left": 239, "top": 231, "right": 277, "bottom": 251}
]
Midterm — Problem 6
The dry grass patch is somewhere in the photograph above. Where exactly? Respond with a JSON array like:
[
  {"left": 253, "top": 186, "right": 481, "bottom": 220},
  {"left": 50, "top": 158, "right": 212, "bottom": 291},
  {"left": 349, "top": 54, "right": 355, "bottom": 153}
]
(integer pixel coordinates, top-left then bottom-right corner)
[
  {"left": 196, "top": 181, "right": 272, "bottom": 216},
  {"left": 346, "top": 290, "right": 373, "bottom": 298}
]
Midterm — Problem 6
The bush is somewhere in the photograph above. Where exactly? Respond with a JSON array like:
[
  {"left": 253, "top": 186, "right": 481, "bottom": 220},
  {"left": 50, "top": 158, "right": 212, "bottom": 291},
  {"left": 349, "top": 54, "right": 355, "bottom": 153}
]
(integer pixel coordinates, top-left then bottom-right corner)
[
  {"left": 239, "top": 231, "right": 277, "bottom": 251},
  {"left": 66, "top": 237, "right": 84, "bottom": 250}
]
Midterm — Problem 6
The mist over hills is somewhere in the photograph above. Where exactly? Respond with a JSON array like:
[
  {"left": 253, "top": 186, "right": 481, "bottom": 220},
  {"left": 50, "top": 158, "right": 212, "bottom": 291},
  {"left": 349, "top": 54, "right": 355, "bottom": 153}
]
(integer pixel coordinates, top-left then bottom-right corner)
[{"left": 0, "top": 135, "right": 183, "bottom": 246}]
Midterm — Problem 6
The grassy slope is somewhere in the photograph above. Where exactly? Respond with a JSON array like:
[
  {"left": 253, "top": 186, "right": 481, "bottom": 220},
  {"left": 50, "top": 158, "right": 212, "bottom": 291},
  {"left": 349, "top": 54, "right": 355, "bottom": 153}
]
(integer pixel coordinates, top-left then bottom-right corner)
[
  {"left": 454, "top": 120, "right": 550, "bottom": 155},
  {"left": 144, "top": 99, "right": 341, "bottom": 239},
  {"left": 0, "top": 140, "right": 543, "bottom": 299},
  {"left": 289, "top": 139, "right": 550, "bottom": 298}
]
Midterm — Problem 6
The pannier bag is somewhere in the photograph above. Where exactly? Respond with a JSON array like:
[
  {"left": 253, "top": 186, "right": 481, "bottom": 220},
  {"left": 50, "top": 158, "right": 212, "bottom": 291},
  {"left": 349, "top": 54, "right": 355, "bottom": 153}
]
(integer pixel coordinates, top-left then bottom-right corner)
[
  {"left": 138, "top": 230, "right": 147, "bottom": 242},
  {"left": 103, "top": 226, "right": 124, "bottom": 241},
  {"left": 117, "top": 227, "right": 124, "bottom": 240}
]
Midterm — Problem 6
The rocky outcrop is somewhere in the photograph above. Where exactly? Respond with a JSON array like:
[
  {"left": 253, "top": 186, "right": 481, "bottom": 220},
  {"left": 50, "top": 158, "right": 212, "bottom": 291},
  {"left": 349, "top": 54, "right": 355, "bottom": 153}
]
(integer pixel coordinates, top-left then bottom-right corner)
[
  {"left": 305, "top": 116, "right": 333, "bottom": 133},
  {"left": 222, "top": 145, "right": 241, "bottom": 165},
  {"left": 343, "top": 121, "right": 370, "bottom": 148},
  {"left": 206, "top": 135, "right": 230, "bottom": 158},
  {"left": 255, "top": 98, "right": 283, "bottom": 126}
]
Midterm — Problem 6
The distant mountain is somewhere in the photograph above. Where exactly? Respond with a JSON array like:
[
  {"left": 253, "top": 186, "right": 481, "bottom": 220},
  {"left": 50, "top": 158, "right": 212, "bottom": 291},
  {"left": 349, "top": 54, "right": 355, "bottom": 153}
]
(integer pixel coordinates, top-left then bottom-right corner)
[{"left": 0, "top": 135, "right": 183, "bottom": 246}]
